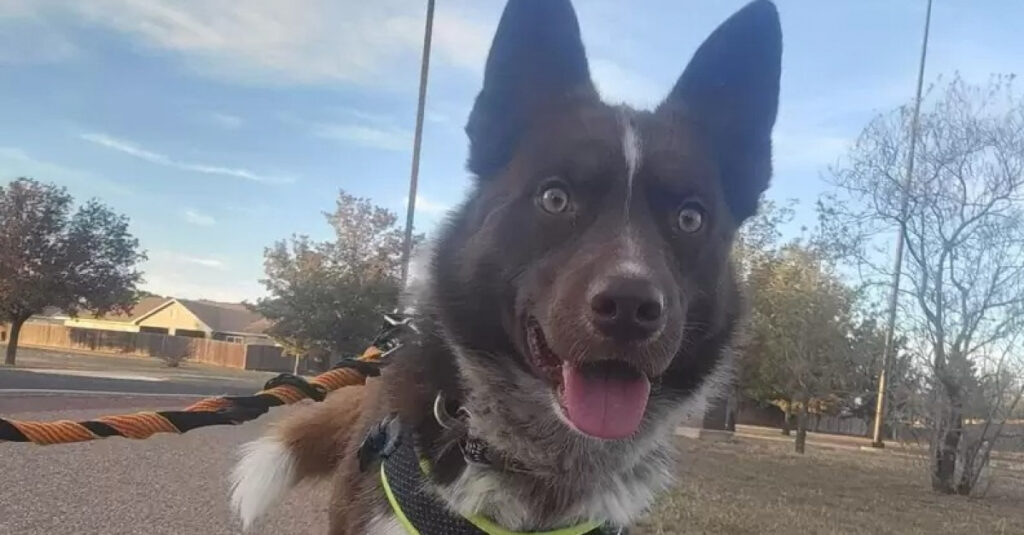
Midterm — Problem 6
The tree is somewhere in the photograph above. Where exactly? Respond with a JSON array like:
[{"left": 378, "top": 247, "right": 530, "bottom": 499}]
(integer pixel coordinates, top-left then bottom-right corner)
[
  {"left": 745, "top": 242, "right": 858, "bottom": 453},
  {"left": 251, "top": 190, "right": 418, "bottom": 371},
  {"left": 731, "top": 199, "right": 798, "bottom": 432},
  {"left": 0, "top": 178, "right": 145, "bottom": 365},
  {"left": 820, "top": 75, "right": 1024, "bottom": 494}
]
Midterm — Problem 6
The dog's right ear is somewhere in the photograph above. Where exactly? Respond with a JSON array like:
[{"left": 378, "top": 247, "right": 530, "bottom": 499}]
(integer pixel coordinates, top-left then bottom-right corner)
[{"left": 466, "top": 0, "right": 597, "bottom": 179}]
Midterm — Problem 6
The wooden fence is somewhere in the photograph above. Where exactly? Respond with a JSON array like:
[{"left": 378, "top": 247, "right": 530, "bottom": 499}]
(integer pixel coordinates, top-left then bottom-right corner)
[{"left": 6, "top": 321, "right": 293, "bottom": 372}]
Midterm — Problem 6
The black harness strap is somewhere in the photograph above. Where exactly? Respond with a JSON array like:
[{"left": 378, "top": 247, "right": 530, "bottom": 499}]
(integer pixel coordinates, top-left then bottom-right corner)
[{"left": 378, "top": 428, "right": 617, "bottom": 535}]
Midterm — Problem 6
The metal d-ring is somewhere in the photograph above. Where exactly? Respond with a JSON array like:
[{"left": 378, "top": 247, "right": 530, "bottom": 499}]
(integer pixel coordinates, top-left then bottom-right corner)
[{"left": 432, "top": 391, "right": 466, "bottom": 430}]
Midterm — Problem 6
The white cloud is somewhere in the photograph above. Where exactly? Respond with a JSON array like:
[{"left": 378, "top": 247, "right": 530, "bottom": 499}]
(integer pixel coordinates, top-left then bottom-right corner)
[
  {"left": 17, "top": 0, "right": 492, "bottom": 86},
  {"left": 314, "top": 123, "right": 411, "bottom": 152},
  {"left": 182, "top": 209, "right": 216, "bottom": 227},
  {"left": 140, "top": 251, "right": 255, "bottom": 302},
  {"left": 148, "top": 249, "right": 227, "bottom": 270},
  {"left": 80, "top": 132, "right": 294, "bottom": 184},
  {"left": 182, "top": 256, "right": 225, "bottom": 269},
  {"left": 402, "top": 194, "right": 449, "bottom": 216},
  {"left": 210, "top": 112, "right": 243, "bottom": 129},
  {"left": 141, "top": 271, "right": 260, "bottom": 302},
  {"left": 81, "top": 132, "right": 165, "bottom": 161},
  {"left": 0, "top": 146, "right": 132, "bottom": 197}
]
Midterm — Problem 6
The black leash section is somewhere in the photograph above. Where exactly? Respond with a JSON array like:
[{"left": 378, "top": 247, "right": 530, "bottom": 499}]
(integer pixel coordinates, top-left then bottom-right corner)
[
  {"left": 0, "top": 313, "right": 417, "bottom": 446},
  {"left": 0, "top": 357, "right": 385, "bottom": 445}
]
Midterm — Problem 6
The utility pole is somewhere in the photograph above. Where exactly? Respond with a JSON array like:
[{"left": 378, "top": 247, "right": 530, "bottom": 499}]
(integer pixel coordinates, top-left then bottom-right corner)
[
  {"left": 400, "top": 0, "right": 436, "bottom": 287},
  {"left": 871, "top": 0, "right": 933, "bottom": 448}
]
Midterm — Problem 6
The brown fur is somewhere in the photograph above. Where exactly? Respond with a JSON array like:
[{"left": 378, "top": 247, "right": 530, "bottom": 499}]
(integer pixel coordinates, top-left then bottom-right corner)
[{"left": 270, "top": 382, "right": 371, "bottom": 484}]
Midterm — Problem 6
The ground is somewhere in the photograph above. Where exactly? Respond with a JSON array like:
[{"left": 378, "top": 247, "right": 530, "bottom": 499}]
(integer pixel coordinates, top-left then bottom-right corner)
[
  {"left": 636, "top": 438, "right": 1024, "bottom": 535},
  {"left": 2, "top": 350, "right": 1023, "bottom": 534}
]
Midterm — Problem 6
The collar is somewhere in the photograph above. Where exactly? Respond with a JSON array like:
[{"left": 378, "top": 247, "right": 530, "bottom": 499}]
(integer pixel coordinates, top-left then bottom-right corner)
[{"left": 379, "top": 426, "right": 608, "bottom": 535}]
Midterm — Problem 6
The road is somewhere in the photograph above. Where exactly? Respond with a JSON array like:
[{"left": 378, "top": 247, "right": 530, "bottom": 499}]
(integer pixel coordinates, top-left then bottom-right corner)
[
  {"left": 0, "top": 349, "right": 327, "bottom": 534},
  {"left": 0, "top": 400, "right": 328, "bottom": 534}
]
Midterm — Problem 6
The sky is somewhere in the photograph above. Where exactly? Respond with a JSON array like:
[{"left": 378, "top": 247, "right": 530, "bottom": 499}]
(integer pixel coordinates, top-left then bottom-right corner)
[{"left": 2, "top": 0, "right": 1023, "bottom": 303}]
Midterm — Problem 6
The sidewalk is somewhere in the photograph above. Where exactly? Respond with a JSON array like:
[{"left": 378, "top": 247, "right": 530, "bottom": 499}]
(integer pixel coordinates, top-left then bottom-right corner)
[{"left": 2, "top": 346, "right": 279, "bottom": 384}]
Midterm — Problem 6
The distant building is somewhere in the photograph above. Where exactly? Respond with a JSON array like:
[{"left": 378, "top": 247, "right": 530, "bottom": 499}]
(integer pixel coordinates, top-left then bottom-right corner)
[{"left": 54, "top": 297, "right": 276, "bottom": 345}]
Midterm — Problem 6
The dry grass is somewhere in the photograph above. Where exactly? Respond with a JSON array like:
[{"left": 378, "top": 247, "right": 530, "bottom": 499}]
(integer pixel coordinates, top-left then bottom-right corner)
[{"left": 635, "top": 436, "right": 1024, "bottom": 535}]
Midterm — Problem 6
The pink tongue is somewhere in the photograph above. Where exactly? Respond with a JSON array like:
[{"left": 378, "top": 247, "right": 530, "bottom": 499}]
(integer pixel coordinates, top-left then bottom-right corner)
[{"left": 560, "top": 363, "right": 651, "bottom": 440}]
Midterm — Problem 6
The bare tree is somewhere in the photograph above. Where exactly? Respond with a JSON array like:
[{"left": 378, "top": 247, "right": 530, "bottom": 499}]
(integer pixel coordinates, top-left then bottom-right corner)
[{"left": 821, "top": 74, "right": 1024, "bottom": 494}]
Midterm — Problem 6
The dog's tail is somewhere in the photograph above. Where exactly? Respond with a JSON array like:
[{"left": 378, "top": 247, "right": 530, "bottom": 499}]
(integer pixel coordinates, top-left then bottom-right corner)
[{"left": 230, "top": 384, "right": 367, "bottom": 530}]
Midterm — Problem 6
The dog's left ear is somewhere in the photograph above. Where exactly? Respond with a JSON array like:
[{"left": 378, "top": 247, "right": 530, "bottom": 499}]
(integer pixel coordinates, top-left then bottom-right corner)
[
  {"left": 659, "top": 0, "right": 782, "bottom": 222},
  {"left": 466, "top": 0, "right": 597, "bottom": 179}
]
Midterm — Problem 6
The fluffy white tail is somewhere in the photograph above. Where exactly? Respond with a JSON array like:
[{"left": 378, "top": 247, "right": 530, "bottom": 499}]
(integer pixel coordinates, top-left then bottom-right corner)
[{"left": 231, "top": 436, "right": 297, "bottom": 530}]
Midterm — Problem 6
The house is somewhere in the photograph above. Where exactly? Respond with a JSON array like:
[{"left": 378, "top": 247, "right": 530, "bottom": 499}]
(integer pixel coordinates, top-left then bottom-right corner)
[{"left": 61, "top": 297, "right": 276, "bottom": 345}]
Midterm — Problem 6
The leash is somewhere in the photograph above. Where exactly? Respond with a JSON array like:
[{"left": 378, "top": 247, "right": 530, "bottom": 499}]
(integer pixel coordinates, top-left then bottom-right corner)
[{"left": 0, "top": 313, "right": 417, "bottom": 445}]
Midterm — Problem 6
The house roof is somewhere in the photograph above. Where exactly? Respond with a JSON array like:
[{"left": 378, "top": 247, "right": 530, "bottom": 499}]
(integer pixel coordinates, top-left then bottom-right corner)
[
  {"left": 44, "top": 296, "right": 270, "bottom": 335},
  {"left": 174, "top": 299, "right": 269, "bottom": 335},
  {"left": 77, "top": 296, "right": 170, "bottom": 322}
]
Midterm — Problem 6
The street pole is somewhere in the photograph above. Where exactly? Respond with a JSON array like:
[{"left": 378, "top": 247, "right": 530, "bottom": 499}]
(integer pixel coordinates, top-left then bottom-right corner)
[
  {"left": 871, "top": 0, "right": 932, "bottom": 448},
  {"left": 400, "top": 0, "right": 436, "bottom": 287}
]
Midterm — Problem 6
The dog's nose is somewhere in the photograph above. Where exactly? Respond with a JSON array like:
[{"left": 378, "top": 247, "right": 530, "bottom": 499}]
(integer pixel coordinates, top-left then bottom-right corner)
[{"left": 588, "top": 276, "right": 665, "bottom": 341}]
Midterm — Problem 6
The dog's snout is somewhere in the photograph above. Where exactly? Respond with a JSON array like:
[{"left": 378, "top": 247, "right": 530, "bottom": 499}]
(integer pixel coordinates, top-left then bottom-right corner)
[{"left": 588, "top": 276, "right": 665, "bottom": 341}]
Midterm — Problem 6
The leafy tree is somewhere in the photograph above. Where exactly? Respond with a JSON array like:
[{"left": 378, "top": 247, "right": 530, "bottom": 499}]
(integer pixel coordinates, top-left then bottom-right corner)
[
  {"left": 821, "top": 74, "right": 1024, "bottom": 494},
  {"left": 733, "top": 199, "right": 798, "bottom": 411},
  {"left": 745, "top": 243, "right": 857, "bottom": 453},
  {"left": 251, "top": 190, "right": 419, "bottom": 370},
  {"left": 0, "top": 178, "right": 146, "bottom": 365}
]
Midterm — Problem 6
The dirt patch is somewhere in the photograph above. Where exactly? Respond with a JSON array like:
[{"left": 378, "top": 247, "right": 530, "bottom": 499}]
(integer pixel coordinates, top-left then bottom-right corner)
[{"left": 636, "top": 437, "right": 1024, "bottom": 534}]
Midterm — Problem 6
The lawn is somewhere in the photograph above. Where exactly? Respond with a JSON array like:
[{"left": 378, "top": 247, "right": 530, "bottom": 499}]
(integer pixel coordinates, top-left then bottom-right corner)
[{"left": 635, "top": 436, "right": 1024, "bottom": 535}]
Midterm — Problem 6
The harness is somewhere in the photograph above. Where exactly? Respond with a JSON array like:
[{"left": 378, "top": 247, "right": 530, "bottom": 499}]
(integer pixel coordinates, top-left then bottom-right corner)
[
  {"left": 356, "top": 314, "right": 621, "bottom": 535},
  {"left": 375, "top": 426, "right": 613, "bottom": 535}
]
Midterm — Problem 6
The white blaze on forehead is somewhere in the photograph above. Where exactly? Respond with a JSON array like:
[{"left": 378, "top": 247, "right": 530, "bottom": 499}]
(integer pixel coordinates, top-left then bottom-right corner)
[{"left": 619, "top": 109, "right": 642, "bottom": 220}]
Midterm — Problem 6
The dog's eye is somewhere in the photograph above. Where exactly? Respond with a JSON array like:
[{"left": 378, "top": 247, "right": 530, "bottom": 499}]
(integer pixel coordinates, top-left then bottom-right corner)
[
  {"left": 538, "top": 185, "right": 571, "bottom": 214},
  {"left": 676, "top": 202, "right": 705, "bottom": 233}
]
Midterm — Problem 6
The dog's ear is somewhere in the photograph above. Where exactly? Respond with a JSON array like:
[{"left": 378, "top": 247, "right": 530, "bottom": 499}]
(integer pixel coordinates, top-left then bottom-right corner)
[
  {"left": 466, "top": 0, "right": 597, "bottom": 178},
  {"left": 659, "top": 0, "right": 781, "bottom": 222}
]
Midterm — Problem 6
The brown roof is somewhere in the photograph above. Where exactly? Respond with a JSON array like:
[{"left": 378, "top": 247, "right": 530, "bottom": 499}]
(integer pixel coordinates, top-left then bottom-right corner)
[
  {"left": 86, "top": 296, "right": 170, "bottom": 322},
  {"left": 176, "top": 299, "right": 269, "bottom": 335}
]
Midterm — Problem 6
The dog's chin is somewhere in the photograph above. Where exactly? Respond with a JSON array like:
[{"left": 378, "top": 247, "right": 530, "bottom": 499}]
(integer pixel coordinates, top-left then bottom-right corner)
[{"left": 523, "top": 318, "right": 654, "bottom": 441}]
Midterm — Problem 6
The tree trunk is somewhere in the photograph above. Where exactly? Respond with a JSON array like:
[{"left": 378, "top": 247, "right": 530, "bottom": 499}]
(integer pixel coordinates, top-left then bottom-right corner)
[
  {"left": 782, "top": 403, "right": 792, "bottom": 436},
  {"left": 795, "top": 399, "right": 809, "bottom": 454},
  {"left": 4, "top": 318, "right": 25, "bottom": 366},
  {"left": 725, "top": 385, "right": 738, "bottom": 432},
  {"left": 932, "top": 403, "right": 963, "bottom": 494}
]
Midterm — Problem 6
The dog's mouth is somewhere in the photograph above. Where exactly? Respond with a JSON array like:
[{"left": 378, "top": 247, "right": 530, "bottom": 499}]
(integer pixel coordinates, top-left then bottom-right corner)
[{"left": 525, "top": 318, "right": 651, "bottom": 440}]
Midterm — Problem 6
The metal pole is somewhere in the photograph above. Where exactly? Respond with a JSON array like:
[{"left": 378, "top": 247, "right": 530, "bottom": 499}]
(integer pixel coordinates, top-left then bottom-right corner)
[
  {"left": 872, "top": 0, "right": 932, "bottom": 448},
  {"left": 400, "top": 0, "right": 435, "bottom": 287}
]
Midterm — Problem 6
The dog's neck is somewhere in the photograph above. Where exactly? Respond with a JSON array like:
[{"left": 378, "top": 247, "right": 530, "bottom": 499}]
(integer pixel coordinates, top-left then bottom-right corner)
[{"left": 381, "top": 317, "right": 692, "bottom": 531}]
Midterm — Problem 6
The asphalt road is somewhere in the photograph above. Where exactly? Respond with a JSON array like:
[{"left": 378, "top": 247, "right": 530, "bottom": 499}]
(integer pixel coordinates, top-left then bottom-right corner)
[
  {"left": 0, "top": 349, "right": 329, "bottom": 534},
  {"left": 0, "top": 398, "right": 329, "bottom": 535}
]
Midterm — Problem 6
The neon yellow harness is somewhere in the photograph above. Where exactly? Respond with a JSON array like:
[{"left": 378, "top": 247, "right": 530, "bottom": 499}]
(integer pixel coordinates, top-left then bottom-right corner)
[{"left": 379, "top": 455, "right": 603, "bottom": 535}]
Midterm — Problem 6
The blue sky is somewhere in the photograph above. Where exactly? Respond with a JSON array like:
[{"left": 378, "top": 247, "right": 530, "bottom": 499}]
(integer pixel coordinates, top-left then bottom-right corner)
[{"left": 2, "top": 0, "right": 1023, "bottom": 302}]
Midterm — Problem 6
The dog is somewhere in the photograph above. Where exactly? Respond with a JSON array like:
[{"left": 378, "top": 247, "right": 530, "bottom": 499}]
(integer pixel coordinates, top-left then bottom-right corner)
[{"left": 230, "top": 0, "right": 781, "bottom": 533}]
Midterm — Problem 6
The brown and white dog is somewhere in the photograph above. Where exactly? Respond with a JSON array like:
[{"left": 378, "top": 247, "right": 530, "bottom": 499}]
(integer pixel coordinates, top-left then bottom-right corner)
[{"left": 230, "top": 0, "right": 781, "bottom": 533}]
